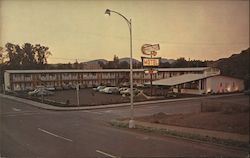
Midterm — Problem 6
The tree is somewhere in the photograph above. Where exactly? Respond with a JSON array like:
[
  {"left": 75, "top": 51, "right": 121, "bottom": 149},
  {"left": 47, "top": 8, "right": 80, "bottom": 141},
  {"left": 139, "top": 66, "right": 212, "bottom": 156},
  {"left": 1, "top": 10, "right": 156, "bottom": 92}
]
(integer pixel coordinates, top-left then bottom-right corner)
[
  {"left": 159, "top": 61, "right": 171, "bottom": 68},
  {"left": 34, "top": 44, "right": 51, "bottom": 66},
  {"left": 73, "top": 59, "right": 80, "bottom": 69},
  {"left": 189, "top": 59, "right": 207, "bottom": 67},
  {"left": 22, "top": 43, "right": 36, "bottom": 68},
  {"left": 113, "top": 55, "right": 119, "bottom": 69},
  {"left": 98, "top": 61, "right": 105, "bottom": 69},
  {"left": 133, "top": 62, "right": 142, "bottom": 69},
  {"left": 172, "top": 57, "right": 188, "bottom": 68},
  {"left": 0, "top": 46, "right": 6, "bottom": 64},
  {"left": 5, "top": 43, "right": 23, "bottom": 68},
  {"left": 119, "top": 61, "right": 129, "bottom": 69},
  {"left": 4, "top": 42, "right": 51, "bottom": 69}
]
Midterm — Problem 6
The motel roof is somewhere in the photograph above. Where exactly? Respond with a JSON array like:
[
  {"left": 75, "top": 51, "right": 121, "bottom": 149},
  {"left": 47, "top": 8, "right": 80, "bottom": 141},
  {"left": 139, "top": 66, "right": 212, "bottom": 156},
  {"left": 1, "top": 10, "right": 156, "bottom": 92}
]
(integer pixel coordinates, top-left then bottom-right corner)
[
  {"left": 145, "top": 73, "right": 219, "bottom": 86},
  {"left": 5, "top": 67, "right": 212, "bottom": 74}
]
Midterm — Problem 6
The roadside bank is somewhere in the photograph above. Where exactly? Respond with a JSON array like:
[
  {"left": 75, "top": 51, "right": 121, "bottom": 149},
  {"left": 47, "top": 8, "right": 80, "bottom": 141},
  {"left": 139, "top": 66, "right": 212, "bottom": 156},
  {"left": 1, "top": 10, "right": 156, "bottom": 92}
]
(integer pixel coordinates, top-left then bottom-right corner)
[{"left": 110, "top": 119, "right": 249, "bottom": 151}]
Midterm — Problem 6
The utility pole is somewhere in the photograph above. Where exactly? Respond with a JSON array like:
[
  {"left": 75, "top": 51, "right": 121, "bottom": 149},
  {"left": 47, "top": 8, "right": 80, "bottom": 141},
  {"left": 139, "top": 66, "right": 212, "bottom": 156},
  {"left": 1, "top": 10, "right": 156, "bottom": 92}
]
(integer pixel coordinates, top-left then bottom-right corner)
[{"left": 76, "top": 84, "right": 80, "bottom": 106}]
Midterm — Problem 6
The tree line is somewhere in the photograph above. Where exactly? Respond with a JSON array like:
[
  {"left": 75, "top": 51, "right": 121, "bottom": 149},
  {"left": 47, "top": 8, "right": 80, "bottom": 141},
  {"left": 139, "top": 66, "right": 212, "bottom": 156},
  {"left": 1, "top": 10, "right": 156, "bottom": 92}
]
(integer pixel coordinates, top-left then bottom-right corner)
[
  {"left": 47, "top": 55, "right": 207, "bottom": 69},
  {"left": 0, "top": 42, "right": 51, "bottom": 69},
  {"left": 100, "top": 56, "right": 207, "bottom": 69},
  {"left": 159, "top": 57, "right": 207, "bottom": 68}
]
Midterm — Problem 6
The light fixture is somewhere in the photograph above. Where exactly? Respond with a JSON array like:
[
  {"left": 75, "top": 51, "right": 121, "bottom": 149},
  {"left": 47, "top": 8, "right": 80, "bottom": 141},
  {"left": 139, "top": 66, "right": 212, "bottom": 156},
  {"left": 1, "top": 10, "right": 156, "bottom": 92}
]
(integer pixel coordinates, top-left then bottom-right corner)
[{"left": 105, "top": 9, "right": 111, "bottom": 16}]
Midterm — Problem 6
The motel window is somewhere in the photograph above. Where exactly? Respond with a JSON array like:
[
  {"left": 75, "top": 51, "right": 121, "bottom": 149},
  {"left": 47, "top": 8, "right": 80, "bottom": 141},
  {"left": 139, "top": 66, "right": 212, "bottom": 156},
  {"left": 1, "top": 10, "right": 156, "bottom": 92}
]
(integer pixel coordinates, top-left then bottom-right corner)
[
  {"left": 15, "top": 74, "right": 21, "bottom": 78},
  {"left": 24, "top": 74, "right": 31, "bottom": 78}
]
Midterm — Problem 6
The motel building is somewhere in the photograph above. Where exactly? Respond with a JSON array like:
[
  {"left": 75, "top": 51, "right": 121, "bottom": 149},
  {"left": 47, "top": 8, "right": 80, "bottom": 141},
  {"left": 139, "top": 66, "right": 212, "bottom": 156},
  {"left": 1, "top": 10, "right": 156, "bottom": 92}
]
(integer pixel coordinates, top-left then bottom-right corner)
[
  {"left": 146, "top": 73, "right": 244, "bottom": 95},
  {"left": 4, "top": 67, "right": 244, "bottom": 95}
]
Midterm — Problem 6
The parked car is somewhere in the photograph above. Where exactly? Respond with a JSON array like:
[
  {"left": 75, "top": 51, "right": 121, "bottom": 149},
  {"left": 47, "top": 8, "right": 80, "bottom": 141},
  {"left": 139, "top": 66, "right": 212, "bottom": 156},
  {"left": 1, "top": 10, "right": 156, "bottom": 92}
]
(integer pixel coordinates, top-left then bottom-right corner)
[
  {"left": 120, "top": 88, "right": 140, "bottom": 96},
  {"left": 35, "top": 85, "right": 55, "bottom": 91},
  {"left": 93, "top": 86, "right": 105, "bottom": 91},
  {"left": 135, "top": 83, "right": 144, "bottom": 88},
  {"left": 55, "top": 86, "right": 63, "bottom": 90},
  {"left": 119, "top": 87, "right": 128, "bottom": 93},
  {"left": 45, "top": 86, "right": 55, "bottom": 91},
  {"left": 28, "top": 89, "right": 40, "bottom": 96},
  {"left": 95, "top": 86, "right": 106, "bottom": 92},
  {"left": 28, "top": 89, "right": 54, "bottom": 96},
  {"left": 103, "top": 87, "right": 119, "bottom": 94}
]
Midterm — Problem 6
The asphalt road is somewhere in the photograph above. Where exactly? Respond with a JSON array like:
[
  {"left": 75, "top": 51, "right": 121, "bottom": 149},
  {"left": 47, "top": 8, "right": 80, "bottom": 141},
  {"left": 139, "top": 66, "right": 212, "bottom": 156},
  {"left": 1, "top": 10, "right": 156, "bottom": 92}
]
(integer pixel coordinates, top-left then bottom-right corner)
[{"left": 0, "top": 94, "right": 248, "bottom": 157}]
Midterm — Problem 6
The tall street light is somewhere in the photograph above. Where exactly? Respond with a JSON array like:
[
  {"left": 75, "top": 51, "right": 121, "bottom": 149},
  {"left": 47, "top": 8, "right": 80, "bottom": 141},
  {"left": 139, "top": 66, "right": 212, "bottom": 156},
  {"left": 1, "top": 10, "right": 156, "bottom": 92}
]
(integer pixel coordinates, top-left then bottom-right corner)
[{"left": 105, "top": 9, "right": 135, "bottom": 128}]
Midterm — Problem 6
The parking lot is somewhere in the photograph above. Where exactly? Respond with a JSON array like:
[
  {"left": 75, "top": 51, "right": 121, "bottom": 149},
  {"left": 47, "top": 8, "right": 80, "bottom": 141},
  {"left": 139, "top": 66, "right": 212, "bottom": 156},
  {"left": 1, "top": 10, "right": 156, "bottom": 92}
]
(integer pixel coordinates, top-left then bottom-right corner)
[
  {"left": 44, "top": 88, "right": 142, "bottom": 106},
  {"left": 19, "top": 86, "right": 198, "bottom": 107},
  {"left": 21, "top": 85, "right": 203, "bottom": 107}
]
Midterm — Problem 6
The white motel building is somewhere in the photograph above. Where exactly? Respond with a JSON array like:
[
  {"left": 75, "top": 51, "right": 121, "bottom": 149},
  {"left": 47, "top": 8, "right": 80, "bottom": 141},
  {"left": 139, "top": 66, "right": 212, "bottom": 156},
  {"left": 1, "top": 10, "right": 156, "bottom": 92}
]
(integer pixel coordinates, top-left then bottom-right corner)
[{"left": 4, "top": 67, "right": 244, "bottom": 95}]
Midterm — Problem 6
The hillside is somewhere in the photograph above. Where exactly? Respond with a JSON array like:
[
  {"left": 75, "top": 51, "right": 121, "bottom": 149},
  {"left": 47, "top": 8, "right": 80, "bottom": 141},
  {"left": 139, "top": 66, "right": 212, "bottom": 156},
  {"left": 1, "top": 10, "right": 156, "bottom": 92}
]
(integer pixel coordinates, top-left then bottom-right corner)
[
  {"left": 83, "top": 59, "right": 108, "bottom": 65},
  {"left": 161, "top": 58, "right": 176, "bottom": 64},
  {"left": 207, "top": 48, "right": 249, "bottom": 79},
  {"left": 119, "top": 57, "right": 140, "bottom": 64}
]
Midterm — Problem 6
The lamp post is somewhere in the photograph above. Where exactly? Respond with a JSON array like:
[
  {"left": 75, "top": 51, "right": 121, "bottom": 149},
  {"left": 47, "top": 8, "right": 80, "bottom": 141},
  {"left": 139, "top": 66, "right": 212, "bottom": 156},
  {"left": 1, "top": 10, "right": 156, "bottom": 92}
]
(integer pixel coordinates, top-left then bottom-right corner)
[{"left": 105, "top": 9, "right": 135, "bottom": 128}]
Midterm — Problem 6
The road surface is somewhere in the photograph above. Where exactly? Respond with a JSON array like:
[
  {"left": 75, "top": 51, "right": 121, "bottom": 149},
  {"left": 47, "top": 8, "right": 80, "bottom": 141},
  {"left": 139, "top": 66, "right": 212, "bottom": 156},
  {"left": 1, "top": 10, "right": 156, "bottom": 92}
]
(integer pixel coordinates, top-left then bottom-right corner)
[{"left": 0, "top": 94, "right": 248, "bottom": 157}]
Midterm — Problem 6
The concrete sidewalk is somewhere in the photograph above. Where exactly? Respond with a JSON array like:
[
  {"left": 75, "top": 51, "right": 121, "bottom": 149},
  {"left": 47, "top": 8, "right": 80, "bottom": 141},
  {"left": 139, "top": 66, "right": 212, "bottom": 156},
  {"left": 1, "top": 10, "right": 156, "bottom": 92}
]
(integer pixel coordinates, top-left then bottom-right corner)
[{"left": 0, "top": 93, "right": 244, "bottom": 111}]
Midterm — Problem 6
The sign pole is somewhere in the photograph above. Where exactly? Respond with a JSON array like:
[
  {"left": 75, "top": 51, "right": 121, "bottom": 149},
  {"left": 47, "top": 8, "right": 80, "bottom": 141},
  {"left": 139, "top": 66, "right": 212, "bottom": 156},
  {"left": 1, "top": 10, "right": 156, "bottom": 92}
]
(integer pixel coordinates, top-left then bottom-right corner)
[
  {"left": 141, "top": 43, "right": 160, "bottom": 97},
  {"left": 150, "top": 53, "right": 153, "bottom": 96},
  {"left": 2, "top": 84, "right": 5, "bottom": 94},
  {"left": 76, "top": 84, "right": 80, "bottom": 106},
  {"left": 150, "top": 70, "right": 153, "bottom": 96}
]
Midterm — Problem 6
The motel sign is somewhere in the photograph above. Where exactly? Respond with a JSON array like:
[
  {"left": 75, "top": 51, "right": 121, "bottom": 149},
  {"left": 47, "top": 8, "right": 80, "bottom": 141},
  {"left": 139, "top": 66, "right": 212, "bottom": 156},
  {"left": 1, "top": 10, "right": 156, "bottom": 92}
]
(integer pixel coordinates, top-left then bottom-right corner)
[{"left": 142, "top": 57, "right": 160, "bottom": 67}]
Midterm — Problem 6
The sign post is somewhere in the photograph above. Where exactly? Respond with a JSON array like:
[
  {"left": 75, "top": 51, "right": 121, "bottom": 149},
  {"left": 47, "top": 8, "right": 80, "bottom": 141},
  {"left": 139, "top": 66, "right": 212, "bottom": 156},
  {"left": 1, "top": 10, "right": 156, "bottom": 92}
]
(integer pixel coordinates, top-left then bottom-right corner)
[
  {"left": 76, "top": 84, "right": 80, "bottom": 106},
  {"left": 141, "top": 44, "right": 161, "bottom": 96}
]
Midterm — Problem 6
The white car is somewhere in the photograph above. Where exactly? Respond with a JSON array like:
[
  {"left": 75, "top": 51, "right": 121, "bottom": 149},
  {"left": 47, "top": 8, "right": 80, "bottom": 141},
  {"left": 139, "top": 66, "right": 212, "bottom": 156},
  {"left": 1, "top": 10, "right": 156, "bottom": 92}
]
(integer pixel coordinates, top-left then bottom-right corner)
[
  {"left": 103, "top": 87, "right": 119, "bottom": 94},
  {"left": 45, "top": 86, "right": 55, "bottom": 91},
  {"left": 120, "top": 88, "right": 140, "bottom": 95},
  {"left": 119, "top": 87, "right": 128, "bottom": 94},
  {"left": 28, "top": 89, "right": 40, "bottom": 96},
  {"left": 28, "top": 89, "right": 54, "bottom": 96},
  {"left": 135, "top": 83, "right": 144, "bottom": 88},
  {"left": 93, "top": 86, "right": 106, "bottom": 92}
]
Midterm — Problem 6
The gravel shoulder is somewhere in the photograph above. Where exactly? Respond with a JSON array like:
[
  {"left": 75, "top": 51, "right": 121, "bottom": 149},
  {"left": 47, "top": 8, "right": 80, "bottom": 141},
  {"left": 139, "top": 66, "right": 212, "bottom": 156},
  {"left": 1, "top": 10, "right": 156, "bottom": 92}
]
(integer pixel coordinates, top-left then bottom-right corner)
[{"left": 136, "top": 112, "right": 249, "bottom": 135}]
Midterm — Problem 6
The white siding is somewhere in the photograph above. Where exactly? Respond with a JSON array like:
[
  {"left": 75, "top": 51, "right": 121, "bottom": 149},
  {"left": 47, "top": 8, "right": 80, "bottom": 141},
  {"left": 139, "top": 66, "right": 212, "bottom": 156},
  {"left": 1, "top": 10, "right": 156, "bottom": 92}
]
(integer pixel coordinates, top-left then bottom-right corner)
[
  {"left": 206, "top": 76, "right": 244, "bottom": 93},
  {"left": 4, "top": 72, "right": 10, "bottom": 91}
]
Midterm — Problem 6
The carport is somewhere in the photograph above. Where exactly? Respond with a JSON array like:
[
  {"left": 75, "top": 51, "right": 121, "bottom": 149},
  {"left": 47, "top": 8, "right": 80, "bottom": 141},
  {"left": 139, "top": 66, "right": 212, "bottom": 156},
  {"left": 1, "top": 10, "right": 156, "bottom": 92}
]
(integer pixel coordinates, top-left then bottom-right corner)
[{"left": 145, "top": 73, "right": 217, "bottom": 95}]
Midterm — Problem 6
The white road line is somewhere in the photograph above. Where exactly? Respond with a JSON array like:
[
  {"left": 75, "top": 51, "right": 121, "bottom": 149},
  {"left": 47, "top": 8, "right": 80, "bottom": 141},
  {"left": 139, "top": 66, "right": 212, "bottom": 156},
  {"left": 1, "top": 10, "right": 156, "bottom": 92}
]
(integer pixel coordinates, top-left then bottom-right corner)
[
  {"left": 38, "top": 128, "right": 73, "bottom": 142},
  {"left": 12, "top": 107, "right": 21, "bottom": 112},
  {"left": 96, "top": 150, "right": 118, "bottom": 158},
  {"left": 2, "top": 112, "right": 43, "bottom": 117}
]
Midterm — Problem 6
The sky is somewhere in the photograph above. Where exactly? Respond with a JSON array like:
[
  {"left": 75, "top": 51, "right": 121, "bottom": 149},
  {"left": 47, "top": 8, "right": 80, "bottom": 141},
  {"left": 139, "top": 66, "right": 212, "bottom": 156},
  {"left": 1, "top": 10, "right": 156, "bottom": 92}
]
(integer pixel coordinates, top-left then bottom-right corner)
[{"left": 0, "top": 0, "right": 249, "bottom": 63}]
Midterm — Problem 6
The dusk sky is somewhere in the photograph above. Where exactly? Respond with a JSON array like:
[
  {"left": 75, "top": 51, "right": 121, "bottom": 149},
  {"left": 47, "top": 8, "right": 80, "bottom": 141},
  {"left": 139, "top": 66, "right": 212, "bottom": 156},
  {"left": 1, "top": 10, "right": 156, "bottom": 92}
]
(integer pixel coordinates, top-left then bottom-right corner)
[{"left": 0, "top": 0, "right": 249, "bottom": 63}]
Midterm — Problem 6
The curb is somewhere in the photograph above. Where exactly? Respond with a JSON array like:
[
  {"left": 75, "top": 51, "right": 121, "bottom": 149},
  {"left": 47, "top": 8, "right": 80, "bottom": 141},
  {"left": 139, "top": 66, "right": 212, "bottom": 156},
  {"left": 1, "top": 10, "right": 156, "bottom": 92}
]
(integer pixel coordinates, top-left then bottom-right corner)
[
  {"left": 0, "top": 93, "right": 244, "bottom": 111},
  {"left": 110, "top": 120, "right": 249, "bottom": 151}
]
